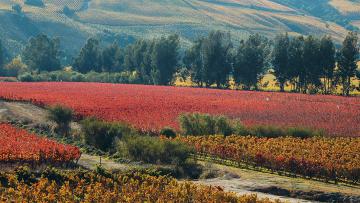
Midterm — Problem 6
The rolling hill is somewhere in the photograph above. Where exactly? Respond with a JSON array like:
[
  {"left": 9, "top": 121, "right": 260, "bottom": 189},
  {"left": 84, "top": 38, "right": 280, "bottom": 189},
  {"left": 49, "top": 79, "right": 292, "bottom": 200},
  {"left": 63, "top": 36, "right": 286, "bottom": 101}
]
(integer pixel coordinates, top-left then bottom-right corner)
[{"left": 0, "top": 0, "right": 360, "bottom": 61}]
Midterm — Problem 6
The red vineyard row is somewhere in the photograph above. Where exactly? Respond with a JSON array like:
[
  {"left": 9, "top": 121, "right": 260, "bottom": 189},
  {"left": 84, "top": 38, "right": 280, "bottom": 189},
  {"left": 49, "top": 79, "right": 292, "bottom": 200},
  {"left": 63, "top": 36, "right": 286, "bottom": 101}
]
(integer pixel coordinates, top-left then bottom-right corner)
[
  {"left": 175, "top": 135, "right": 360, "bottom": 183},
  {"left": 0, "top": 123, "right": 81, "bottom": 164}
]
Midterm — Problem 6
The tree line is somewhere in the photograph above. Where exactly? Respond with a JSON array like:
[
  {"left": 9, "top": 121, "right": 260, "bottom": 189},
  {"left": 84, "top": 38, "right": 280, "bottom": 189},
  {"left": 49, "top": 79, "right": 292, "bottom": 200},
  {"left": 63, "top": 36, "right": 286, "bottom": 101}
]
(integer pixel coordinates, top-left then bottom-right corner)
[{"left": 0, "top": 31, "right": 359, "bottom": 96}]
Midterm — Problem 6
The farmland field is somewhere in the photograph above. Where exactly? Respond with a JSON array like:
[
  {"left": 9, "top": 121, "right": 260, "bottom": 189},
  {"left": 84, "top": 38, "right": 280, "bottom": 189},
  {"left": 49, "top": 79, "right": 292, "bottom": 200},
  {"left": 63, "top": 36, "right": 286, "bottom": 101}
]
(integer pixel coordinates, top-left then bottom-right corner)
[
  {"left": 176, "top": 135, "right": 360, "bottom": 183},
  {"left": 0, "top": 82, "right": 359, "bottom": 136},
  {"left": 0, "top": 123, "right": 81, "bottom": 165},
  {"left": 0, "top": 170, "right": 274, "bottom": 203}
]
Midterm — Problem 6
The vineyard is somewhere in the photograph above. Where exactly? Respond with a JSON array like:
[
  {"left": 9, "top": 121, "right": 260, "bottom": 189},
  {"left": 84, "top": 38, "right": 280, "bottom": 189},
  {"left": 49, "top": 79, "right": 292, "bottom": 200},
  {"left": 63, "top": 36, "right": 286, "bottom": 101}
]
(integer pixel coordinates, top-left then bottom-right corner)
[
  {"left": 0, "top": 170, "right": 276, "bottom": 203},
  {"left": 0, "top": 82, "right": 359, "bottom": 136},
  {"left": 0, "top": 123, "right": 81, "bottom": 165},
  {"left": 175, "top": 135, "right": 360, "bottom": 184}
]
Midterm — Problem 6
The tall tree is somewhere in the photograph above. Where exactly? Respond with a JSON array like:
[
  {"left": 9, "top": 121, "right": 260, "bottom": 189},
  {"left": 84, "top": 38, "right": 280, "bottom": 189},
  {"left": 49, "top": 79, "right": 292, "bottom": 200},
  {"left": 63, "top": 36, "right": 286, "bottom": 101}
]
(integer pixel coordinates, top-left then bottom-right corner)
[
  {"left": 337, "top": 32, "right": 359, "bottom": 96},
  {"left": 201, "top": 31, "right": 233, "bottom": 88},
  {"left": 73, "top": 38, "right": 101, "bottom": 73},
  {"left": 272, "top": 33, "right": 290, "bottom": 92},
  {"left": 151, "top": 34, "right": 180, "bottom": 85},
  {"left": 184, "top": 31, "right": 233, "bottom": 88},
  {"left": 302, "top": 35, "right": 322, "bottom": 93},
  {"left": 287, "top": 36, "right": 305, "bottom": 92},
  {"left": 0, "top": 39, "right": 4, "bottom": 74},
  {"left": 183, "top": 38, "right": 205, "bottom": 86},
  {"left": 319, "top": 35, "right": 336, "bottom": 94},
  {"left": 123, "top": 39, "right": 154, "bottom": 84},
  {"left": 22, "top": 34, "right": 61, "bottom": 72},
  {"left": 234, "top": 34, "right": 270, "bottom": 90},
  {"left": 101, "top": 42, "right": 124, "bottom": 72}
]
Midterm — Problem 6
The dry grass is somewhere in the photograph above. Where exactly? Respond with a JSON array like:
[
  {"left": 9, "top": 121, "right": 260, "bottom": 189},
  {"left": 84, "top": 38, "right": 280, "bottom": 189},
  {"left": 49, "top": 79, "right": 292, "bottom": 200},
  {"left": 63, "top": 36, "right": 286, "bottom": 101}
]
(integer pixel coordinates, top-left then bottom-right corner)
[
  {"left": 199, "top": 162, "right": 360, "bottom": 197},
  {"left": 175, "top": 72, "right": 360, "bottom": 96},
  {"left": 0, "top": 0, "right": 356, "bottom": 56},
  {"left": 329, "top": 0, "right": 360, "bottom": 15},
  {"left": 0, "top": 0, "right": 351, "bottom": 42}
]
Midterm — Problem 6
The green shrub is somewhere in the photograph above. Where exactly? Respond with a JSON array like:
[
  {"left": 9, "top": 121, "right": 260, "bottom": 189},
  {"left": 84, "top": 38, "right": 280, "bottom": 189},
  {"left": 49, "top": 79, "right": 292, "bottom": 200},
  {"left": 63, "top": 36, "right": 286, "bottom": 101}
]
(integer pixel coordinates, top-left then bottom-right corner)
[
  {"left": 250, "top": 125, "right": 286, "bottom": 138},
  {"left": 178, "top": 113, "right": 323, "bottom": 138},
  {"left": 124, "top": 136, "right": 163, "bottom": 163},
  {"left": 16, "top": 70, "right": 143, "bottom": 84},
  {"left": 121, "top": 136, "right": 193, "bottom": 165},
  {"left": 47, "top": 105, "right": 73, "bottom": 136},
  {"left": 175, "top": 159, "right": 203, "bottom": 179},
  {"left": 179, "top": 113, "right": 216, "bottom": 136},
  {"left": 81, "top": 118, "right": 134, "bottom": 152},
  {"left": 233, "top": 121, "right": 251, "bottom": 136},
  {"left": 286, "top": 127, "right": 323, "bottom": 138},
  {"left": 215, "top": 116, "right": 234, "bottom": 136},
  {"left": 160, "top": 127, "right": 177, "bottom": 138},
  {"left": 179, "top": 113, "right": 235, "bottom": 136},
  {"left": 70, "top": 72, "right": 85, "bottom": 82},
  {"left": 18, "top": 72, "right": 35, "bottom": 82}
]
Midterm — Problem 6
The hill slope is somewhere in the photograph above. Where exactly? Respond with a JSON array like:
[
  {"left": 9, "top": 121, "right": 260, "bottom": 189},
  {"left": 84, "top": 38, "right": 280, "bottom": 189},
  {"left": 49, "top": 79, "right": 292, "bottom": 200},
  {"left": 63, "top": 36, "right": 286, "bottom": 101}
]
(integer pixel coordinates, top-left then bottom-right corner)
[{"left": 0, "top": 0, "right": 359, "bottom": 59}]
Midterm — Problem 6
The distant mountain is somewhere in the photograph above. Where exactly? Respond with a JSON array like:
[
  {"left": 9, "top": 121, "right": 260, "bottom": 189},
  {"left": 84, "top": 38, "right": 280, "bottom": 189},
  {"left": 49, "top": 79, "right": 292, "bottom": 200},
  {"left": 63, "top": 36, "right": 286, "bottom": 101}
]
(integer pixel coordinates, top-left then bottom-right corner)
[{"left": 1, "top": 0, "right": 359, "bottom": 62}]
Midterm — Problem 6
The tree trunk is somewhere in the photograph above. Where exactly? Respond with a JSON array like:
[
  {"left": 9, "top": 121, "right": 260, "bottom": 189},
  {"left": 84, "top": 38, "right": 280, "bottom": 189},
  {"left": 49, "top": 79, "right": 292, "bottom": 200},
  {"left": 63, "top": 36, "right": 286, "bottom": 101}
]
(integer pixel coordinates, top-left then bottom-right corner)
[
  {"left": 280, "top": 82, "right": 285, "bottom": 92},
  {"left": 346, "top": 77, "right": 351, "bottom": 96}
]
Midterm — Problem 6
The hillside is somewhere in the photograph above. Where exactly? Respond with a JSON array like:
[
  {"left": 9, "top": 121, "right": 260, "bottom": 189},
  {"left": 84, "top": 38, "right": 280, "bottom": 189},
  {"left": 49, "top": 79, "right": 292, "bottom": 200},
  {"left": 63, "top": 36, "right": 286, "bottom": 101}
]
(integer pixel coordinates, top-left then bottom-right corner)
[{"left": 0, "top": 0, "right": 359, "bottom": 59}]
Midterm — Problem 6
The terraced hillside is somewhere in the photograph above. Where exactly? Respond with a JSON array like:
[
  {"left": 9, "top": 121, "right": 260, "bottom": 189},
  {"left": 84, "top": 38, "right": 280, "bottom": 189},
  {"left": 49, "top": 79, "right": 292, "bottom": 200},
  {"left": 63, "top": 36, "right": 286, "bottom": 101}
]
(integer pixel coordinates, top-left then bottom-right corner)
[{"left": 0, "top": 0, "right": 359, "bottom": 58}]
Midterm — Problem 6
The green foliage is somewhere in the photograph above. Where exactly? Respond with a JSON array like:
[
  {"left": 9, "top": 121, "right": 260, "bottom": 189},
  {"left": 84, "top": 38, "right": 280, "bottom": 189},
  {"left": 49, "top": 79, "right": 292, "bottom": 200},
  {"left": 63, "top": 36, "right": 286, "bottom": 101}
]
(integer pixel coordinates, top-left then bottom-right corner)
[
  {"left": 18, "top": 72, "right": 35, "bottom": 82},
  {"left": 179, "top": 113, "right": 234, "bottom": 136},
  {"left": 123, "top": 35, "right": 179, "bottom": 85},
  {"left": 4, "top": 29, "right": 357, "bottom": 96},
  {"left": 101, "top": 42, "right": 124, "bottom": 72},
  {"left": 22, "top": 34, "right": 61, "bottom": 72},
  {"left": 244, "top": 125, "right": 323, "bottom": 138},
  {"left": 319, "top": 35, "right": 336, "bottom": 94},
  {"left": 179, "top": 113, "right": 322, "bottom": 138},
  {"left": 251, "top": 125, "right": 286, "bottom": 138},
  {"left": 81, "top": 118, "right": 135, "bottom": 152},
  {"left": 151, "top": 34, "right": 180, "bottom": 85},
  {"left": 302, "top": 35, "right": 323, "bottom": 91},
  {"left": 273, "top": 34, "right": 337, "bottom": 94},
  {"left": 73, "top": 38, "right": 102, "bottom": 73},
  {"left": 3, "top": 56, "right": 27, "bottom": 77},
  {"left": 0, "top": 39, "right": 4, "bottom": 74},
  {"left": 120, "top": 136, "right": 193, "bottom": 165},
  {"left": 160, "top": 127, "right": 177, "bottom": 138},
  {"left": 287, "top": 36, "right": 305, "bottom": 92},
  {"left": 47, "top": 105, "right": 73, "bottom": 137},
  {"left": 272, "top": 33, "right": 290, "bottom": 92},
  {"left": 18, "top": 70, "right": 141, "bottom": 84},
  {"left": 337, "top": 32, "right": 359, "bottom": 96},
  {"left": 286, "top": 127, "right": 324, "bottom": 139},
  {"left": 175, "top": 159, "right": 203, "bottom": 179},
  {"left": 184, "top": 31, "right": 232, "bottom": 88},
  {"left": 234, "top": 34, "right": 271, "bottom": 90},
  {"left": 95, "top": 164, "right": 111, "bottom": 178}
]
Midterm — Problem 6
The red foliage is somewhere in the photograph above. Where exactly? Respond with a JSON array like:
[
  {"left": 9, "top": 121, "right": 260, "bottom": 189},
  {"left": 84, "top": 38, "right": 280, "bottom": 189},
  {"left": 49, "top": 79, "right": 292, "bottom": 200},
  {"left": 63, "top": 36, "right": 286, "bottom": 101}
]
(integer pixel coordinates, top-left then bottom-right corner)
[
  {"left": 176, "top": 135, "right": 360, "bottom": 183},
  {"left": 0, "top": 82, "right": 359, "bottom": 136},
  {"left": 0, "top": 123, "right": 81, "bottom": 164}
]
